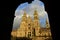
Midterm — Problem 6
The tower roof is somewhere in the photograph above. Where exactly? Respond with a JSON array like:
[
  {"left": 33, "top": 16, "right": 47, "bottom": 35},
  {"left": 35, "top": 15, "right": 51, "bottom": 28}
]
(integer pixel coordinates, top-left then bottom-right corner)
[
  {"left": 34, "top": 10, "right": 38, "bottom": 15},
  {"left": 23, "top": 11, "right": 27, "bottom": 16},
  {"left": 21, "top": 11, "right": 27, "bottom": 22}
]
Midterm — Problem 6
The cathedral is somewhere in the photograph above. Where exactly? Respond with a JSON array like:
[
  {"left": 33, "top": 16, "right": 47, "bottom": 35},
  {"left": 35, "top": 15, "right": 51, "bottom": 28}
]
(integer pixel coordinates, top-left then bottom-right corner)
[{"left": 11, "top": 10, "right": 51, "bottom": 39}]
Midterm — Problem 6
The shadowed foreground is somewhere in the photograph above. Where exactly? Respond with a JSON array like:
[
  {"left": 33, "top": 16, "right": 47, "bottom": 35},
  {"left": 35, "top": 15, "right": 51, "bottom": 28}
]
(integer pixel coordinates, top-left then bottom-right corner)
[{"left": 11, "top": 36, "right": 52, "bottom": 40}]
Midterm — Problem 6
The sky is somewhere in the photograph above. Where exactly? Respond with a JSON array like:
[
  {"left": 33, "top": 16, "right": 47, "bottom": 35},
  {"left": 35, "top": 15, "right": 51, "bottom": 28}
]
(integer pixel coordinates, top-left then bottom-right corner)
[{"left": 12, "top": 0, "right": 50, "bottom": 30}]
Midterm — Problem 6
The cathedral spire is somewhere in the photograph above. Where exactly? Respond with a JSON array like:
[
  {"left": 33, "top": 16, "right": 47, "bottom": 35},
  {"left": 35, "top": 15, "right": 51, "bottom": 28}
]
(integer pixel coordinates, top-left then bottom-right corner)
[
  {"left": 34, "top": 10, "right": 38, "bottom": 15},
  {"left": 22, "top": 11, "right": 27, "bottom": 22},
  {"left": 23, "top": 11, "right": 27, "bottom": 17},
  {"left": 33, "top": 10, "right": 40, "bottom": 36},
  {"left": 34, "top": 10, "right": 39, "bottom": 20}
]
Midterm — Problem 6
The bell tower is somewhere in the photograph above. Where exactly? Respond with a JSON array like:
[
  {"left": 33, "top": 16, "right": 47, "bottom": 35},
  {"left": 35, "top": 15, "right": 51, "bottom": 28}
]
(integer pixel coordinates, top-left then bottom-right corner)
[
  {"left": 21, "top": 11, "right": 27, "bottom": 22},
  {"left": 33, "top": 10, "right": 40, "bottom": 36},
  {"left": 34, "top": 10, "right": 39, "bottom": 20},
  {"left": 17, "top": 11, "right": 28, "bottom": 37}
]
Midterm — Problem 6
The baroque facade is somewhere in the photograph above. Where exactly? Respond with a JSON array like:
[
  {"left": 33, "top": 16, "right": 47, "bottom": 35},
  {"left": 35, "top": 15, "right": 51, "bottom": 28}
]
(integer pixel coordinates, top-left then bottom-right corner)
[{"left": 11, "top": 10, "right": 51, "bottom": 38}]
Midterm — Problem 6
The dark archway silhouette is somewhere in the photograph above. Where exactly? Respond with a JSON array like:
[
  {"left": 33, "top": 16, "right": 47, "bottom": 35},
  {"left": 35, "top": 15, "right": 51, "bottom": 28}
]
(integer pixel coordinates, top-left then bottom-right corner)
[{"left": 1, "top": 0, "right": 57, "bottom": 40}]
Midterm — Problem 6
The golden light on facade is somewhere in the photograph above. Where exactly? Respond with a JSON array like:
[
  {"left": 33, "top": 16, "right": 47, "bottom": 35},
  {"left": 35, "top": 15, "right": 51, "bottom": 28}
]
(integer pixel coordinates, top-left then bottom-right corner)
[{"left": 11, "top": 10, "right": 52, "bottom": 40}]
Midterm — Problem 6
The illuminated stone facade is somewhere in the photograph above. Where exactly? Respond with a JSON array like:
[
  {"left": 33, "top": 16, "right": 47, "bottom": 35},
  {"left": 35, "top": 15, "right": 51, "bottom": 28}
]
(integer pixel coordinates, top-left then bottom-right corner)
[{"left": 11, "top": 10, "right": 51, "bottom": 38}]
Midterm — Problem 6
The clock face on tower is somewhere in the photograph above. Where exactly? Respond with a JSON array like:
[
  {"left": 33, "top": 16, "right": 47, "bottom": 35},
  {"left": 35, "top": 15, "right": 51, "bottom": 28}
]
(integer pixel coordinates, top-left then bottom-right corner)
[{"left": 11, "top": 0, "right": 52, "bottom": 40}]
